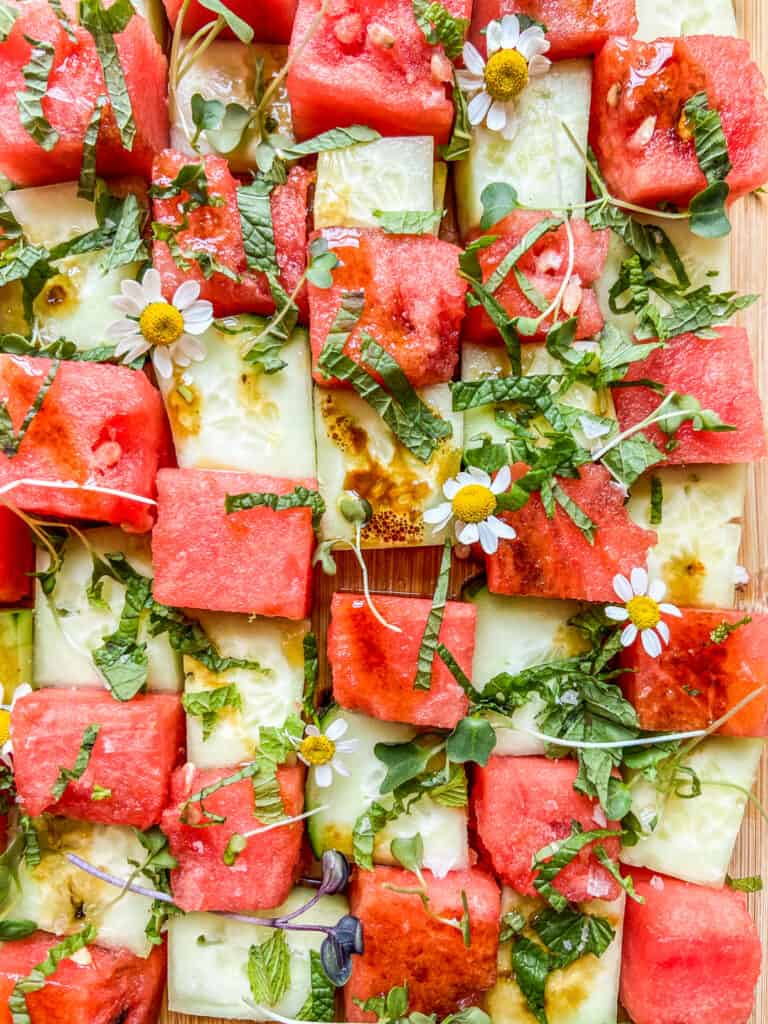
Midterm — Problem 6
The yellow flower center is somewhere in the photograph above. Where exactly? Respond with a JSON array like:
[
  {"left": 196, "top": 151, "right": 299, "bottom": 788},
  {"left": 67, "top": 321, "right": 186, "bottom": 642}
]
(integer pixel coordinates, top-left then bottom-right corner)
[
  {"left": 452, "top": 484, "right": 497, "bottom": 524},
  {"left": 626, "top": 595, "right": 661, "bottom": 631},
  {"left": 484, "top": 48, "right": 529, "bottom": 102},
  {"left": 300, "top": 735, "right": 336, "bottom": 766},
  {"left": 138, "top": 302, "right": 184, "bottom": 347}
]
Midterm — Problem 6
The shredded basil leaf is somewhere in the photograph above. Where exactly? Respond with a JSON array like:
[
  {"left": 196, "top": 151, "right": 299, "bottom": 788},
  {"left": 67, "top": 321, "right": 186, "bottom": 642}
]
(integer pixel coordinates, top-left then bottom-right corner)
[
  {"left": 414, "top": 539, "right": 452, "bottom": 691},
  {"left": 485, "top": 217, "right": 562, "bottom": 294},
  {"left": 79, "top": 0, "right": 136, "bottom": 151},
  {"left": 0, "top": 359, "right": 59, "bottom": 458},
  {"left": 532, "top": 823, "right": 622, "bottom": 911},
  {"left": 51, "top": 724, "right": 100, "bottom": 801},
  {"left": 649, "top": 474, "right": 663, "bottom": 525},
  {"left": 17, "top": 36, "right": 59, "bottom": 152},
  {"left": 224, "top": 485, "right": 326, "bottom": 531},
  {"left": 182, "top": 685, "right": 242, "bottom": 740},
  {"left": 0, "top": 2, "right": 17, "bottom": 41},
  {"left": 726, "top": 874, "right": 763, "bottom": 893},
  {"left": 77, "top": 95, "right": 107, "bottom": 201},
  {"left": 373, "top": 209, "right": 443, "bottom": 234},
  {"left": 280, "top": 124, "right": 381, "bottom": 159},
  {"left": 683, "top": 92, "right": 732, "bottom": 238},
  {"left": 9, "top": 926, "right": 97, "bottom": 1024},
  {"left": 412, "top": 0, "right": 467, "bottom": 58},
  {"left": 439, "top": 71, "right": 471, "bottom": 162}
]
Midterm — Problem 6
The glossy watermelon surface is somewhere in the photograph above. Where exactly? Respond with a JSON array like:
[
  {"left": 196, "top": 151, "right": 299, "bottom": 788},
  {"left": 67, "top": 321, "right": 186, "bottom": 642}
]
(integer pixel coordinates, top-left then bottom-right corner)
[
  {"left": 0, "top": 933, "right": 166, "bottom": 1024},
  {"left": 485, "top": 463, "right": 657, "bottom": 602},
  {"left": 0, "top": 356, "right": 167, "bottom": 533},
  {"left": 0, "top": 1, "right": 168, "bottom": 186},
  {"left": 620, "top": 869, "right": 762, "bottom": 1024},
  {"left": 473, "top": 756, "right": 622, "bottom": 902},
  {"left": 11, "top": 690, "right": 185, "bottom": 828},
  {"left": 345, "top": 866, "right": 500, "bottom": 1022},
  {"left": 0, "top": 507, "right": 33, "bottom": 604},
  {"left": 151, "top": 151, "right": 310, "bottom": 318},
  {"left": 612, "top": 327, "right": 766, "bottom": 464},
  {"left": 590, "top": 35, "right": 768, "bottom": 208},
  {"left": 163, "top": 0, "right": 297, "bottom": 42},
  {"left": 161, "top": 761, "right": 304, "bottom": 912},
  {"left": 620, "top": 608, "right": 768, "bottom": 736},
  {"left": 328, "top": 592, "right": 475, "bottom": 729}
]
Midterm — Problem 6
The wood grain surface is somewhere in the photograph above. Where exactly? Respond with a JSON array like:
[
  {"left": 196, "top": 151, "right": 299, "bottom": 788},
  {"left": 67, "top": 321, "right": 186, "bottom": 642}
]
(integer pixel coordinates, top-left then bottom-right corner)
[{"left": 165, "top": 2, "right": 768, "bottom": 1019}]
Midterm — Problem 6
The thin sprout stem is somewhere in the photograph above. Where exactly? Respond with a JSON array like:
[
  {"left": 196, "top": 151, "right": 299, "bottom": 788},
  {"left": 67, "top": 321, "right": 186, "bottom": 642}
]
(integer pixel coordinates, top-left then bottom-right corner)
[
  {"left": 677, "top": 684, "right": 768, "bottom": 760},
  {"left": 178, "top": 17, "right": 227, "bottom": 82},
  {"left": 699, "top": 780, "right": 768, "bottom": 825},
  {"left": 241, "top": 804, "right": 329, "bottom": 838},
  {"left": 0, "top": 477, "right": 157, "bottom": 506},
  {"left": 255, "top": 0, "right": 331, "bottom": 121},
  {"left": 66, "top": 853, "right": 176, "bottom": 904},
  {"left": 590, "top": 394, "right": 681, "bottom": 461},
  {"left": 239, "top": 273, "right": 307, "bottom": 358},
  {"left": 533, "top": 210, "right": 575, "bottom": 329},
  {"left": 518, "top": 726, "right": 707, "bottom": 749},
  {"left": 326, "top": 529, "right": 402, "bottom": 633},
  {"left": 168, "top": 0, "right": 194, "bottom": 119}
]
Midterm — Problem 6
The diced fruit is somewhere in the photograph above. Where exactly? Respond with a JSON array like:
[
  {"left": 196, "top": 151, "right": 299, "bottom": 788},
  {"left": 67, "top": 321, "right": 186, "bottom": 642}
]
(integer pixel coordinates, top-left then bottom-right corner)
[
  {"left": 0, "top": 507, "right": 33, "bottom": 603},
  {"left": 33, "top": 526, "right": 182, "bottom": 692},
  {"left": 152, "top": 468, "right": 316, "bottom": 619},
  {"left": 590, "top": 35, "right": 768, "bottom": 208},
  {"left": 314, "top": 383, "right": 463, "bottom": 548},
  {"left": 184, "top": 612, "right": 307, "bottom": 768},
  {"left": 612, "top": 328, "right": 766, "bottom": 464},
  {"left": 161, "top": 761, "right": 304, "bottom": 912},
  {"left": 0, "top": 356, "right": 167, "bottom": 532},
  {"left": 0, "top": 932, "right": 166, "bottom": 1024},
  {"left": 151, "top": 151, "right": 310, "bottom": 318},
  {"left": 619, "top": 737, "right": 763, "bottom": 887},
  {"left": 7, "top": 180, "right": 109, "bottom": 245},
  {"left": 309, "top": 228, "right": 466, "bottom": 389},
  {"left": 0, "top": 610, "right": 33, "bottom": 703},
  {"left": 485, "top": 463, "right": 657, "bottom": 602},
  {"left": 163, "top": 0, "right": 297, "bottom": 43},
  {"left": 473, "top": 756, "right": 622, "bottom": 902},
  {"left": 620, "top": 869, "right": 762, "bottom": 1024},
  {"left": 635, "top": 0, "right": 737, "bottom": 39},
  {"left": 305, "top": 707, "right": 469, "bottom": 878},
  {"left": 168, "top": 889, "right": 349, "bottom": 1018},
  {"left": 463, "top": 212, "right": 608, "bottom": 343},
  {"left": 454, "top": 60, "right": 591, "bottom": 238},
  {"left": 11, "top": 689, "right": 184, "bottom": 828},
  {"left": 156, "top": 319, "right": 316, "bottom": 478},
  {"left": 286, "top": 0, "right": 470, "bottom": 143},
  {"left": 620, "top": 608, "right": 768, "bottom": 736},
  {"left": 130, "top": 0, "right": 168, "bottom": 44},
  {"left": 328, "top": 591, "right": 475, "bottom": 729},
  {"left": 0, "top": 1, "right": 169, "bottom": 186}
]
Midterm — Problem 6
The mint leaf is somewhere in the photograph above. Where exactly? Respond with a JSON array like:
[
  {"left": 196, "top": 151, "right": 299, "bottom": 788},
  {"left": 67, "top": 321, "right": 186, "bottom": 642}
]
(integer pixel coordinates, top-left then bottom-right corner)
[
  {"left": 247, "top": 929, "right": 291, "bottom": 1006},
  {"left": 51, "top": 724, "right": 100, "bottom": 801},
  {"left": 601, "top": 435, "right": 665, "bottom": 490},
  {"left": 414, "top": 538, "right": 452, "bottom": 691},
  {"left": 0, "top": 2, "right": 17, "bottom": 41},
  {"left": 485, "top": 216, "right": 562, "bottom": 294},
  {"left": 726, "top": 874, "right": 763, "bottom": 893},
  {"left": 18, "top": 36, "right": 59, "bottom": 151},
  {"left": 0, "top": 359, "right": 59, "bottom": 458},
  {"left": 78, "top": 95, "right": 107, "bottom": 201},
  {"left": 181, "top": 762, "right": 261, "bottom": 825},
  {"left": 446, "top": 716, "right": 496, "bottom": 765},
  {"left": 296, "top": 949, "right": 336, "bottom": 1020},
  {"left": 532, "top": 823, "right": 622, "bottom": 911},
  {"left": 373, "top": 209, "right": 443, "bottom": 234},
  {"left": 412, "top": 0, "right": 467, "bottom": 59},
  {"left": 480, "top": 182, "right": 519, "bottom": 230},
  {"left": 511, "top": 936, "right": 549, "bottom": 1024},
  {"left": 0, "top": 920, "right": 36, "bottom": 940},
  {"left": 281, "top": 125, "right": 380, "bottom": 159},
  {"left": 533, "top": 905, "right": 614, "bottom": 969},
  {"left": 440, "top": 71, "right": 471, "bottom": 162},
  {"left": 683, "top": 92, "right": 732, "bottom": 238},
  {"left": 237, "top": 176, "right": 278, "bottom": 275},
  {"left": 79, "top": 0, "right": 136, "bottom": 151},
  {"left": 10, "top": 926, "right": 97, "bottom": 1023},
  {"left": 649, "top": 474, "right": 663, "bottom": 525},
  {"left": 224, "top": 485, "right": 326, "bottom": 531},
  {"left": 182, "top": 685, "right": 242, "bottom": 740},
  {"left": 390, "top": 833, "right": 424, "bottom": 873},
  {"left": 197, "top": 0, "right": 254, "bottom": 42}
]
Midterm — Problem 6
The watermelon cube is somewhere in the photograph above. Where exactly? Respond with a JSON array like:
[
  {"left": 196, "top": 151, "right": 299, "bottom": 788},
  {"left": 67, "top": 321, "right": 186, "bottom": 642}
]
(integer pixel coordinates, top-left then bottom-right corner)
[
  {"left": 163, "top": 0, "right": 297, "bottom": 42},
  {"left": 620, "top": 869, "right": 762, "bottom": 1024},
  {"left": 485, "top": 463, "right": 657, "bottom": 602},
  {"left": 0, "top": 356, "right": 168, "bottom": 533},
  {"left": 0, "top": 507, "right": 33, "bottom": 604},
  {"left": 309, "top": 228, "right": 467, "bottom": 389},
  {"left": 328, "top": 591, "right": 475, "bottom": 729},
  {"left": 0, "top": 1, "right": 168, "bottom": 187},
  {"left": 590, "top": 35, "right": 768, "bottom": 209},
  {"left": 612, "top": 328, "right": 766, "bottom": 465},
  {"left": 286, "top": 0, "right": 471, "bottom": 143},
  {"left": 463, "top": 213, "right": 608, "bottom": 344},
  {"left": 0, "top": 932, "right": 166, "bottom": 1024},
  {"left": 345, "top": 866, "right": 500, "bottom": 1021},
  {"left": 152, "top": 468, "right": 316, "bottom": 619},
  {"left": 152, "top": 151, "right": 310, "bottom": 319},
  {"left": 11, "top": 689, "right": 184, "bottom": 829},
  {"left": 473, "top": 756, "right": 622, "bottom": 902},
  {"left": 620, "top": 608, "right": 768, "bottom": 737},
  {"left": 161, "top": 761, "right": 304, "bottom": 912}
]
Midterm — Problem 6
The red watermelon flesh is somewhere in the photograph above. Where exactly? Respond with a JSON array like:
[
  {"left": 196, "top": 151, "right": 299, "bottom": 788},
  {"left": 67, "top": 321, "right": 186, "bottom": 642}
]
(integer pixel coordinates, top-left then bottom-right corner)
[
  {"left": 469, "top": 0, "right": 638, "bottom": 62},
  {"left": 472, "top": 756, "right": 622, "bottom": 902},
  {"left": 161, "top": 761, "right": 304, "bottom": 912},
  {"left": 612, "top": 328, "right": 766, "bottom": 464},
  {"left": 152, "top": 468, "right": 316, "bottom": 619},
  {"left": 287, "top": 0, "right": 471, "bottom": 143},
  {"left": 463, "top": 213, "right": 608, "bottom": 343},
  {"left": 345, "top": 866, "right": 500, "bottom": 1022},
  {"left": 163, "top": 0, "right": 297, "bottom": 42},
  {"left": 485, "top": 463, "right": 657, "bottom": 602},
  {"left": 590, "top": 35, "right": 768, "bottom": 209},
  {"left": 151, "top": 151, "right": 310, "bottom": 319},
  {"left": 0, "top": 2, "right": 168, "bottom": 187},
  {"left": 328, "top": 592, "right": 475, "bottom": 729},
  {"left": 0, "top": 506, "right": 33, "bottom": 604},
  {"left": 11, "top": 690, "right": 185, "bottom": 829},
  {"left": 620, "top": 608, "right": 768, "bottom": 737},
  {"left": 0, "top": 933, "right": 166, "bottom": 1024},
  {"left": 0, "top": 356, "right": 168, "bottom": 533},
  {"left": 309, "top": 228, "right": 467, "bottom": 389},
  {"left": 620, "top": 869, "right": 762, "bottom": 1024}
]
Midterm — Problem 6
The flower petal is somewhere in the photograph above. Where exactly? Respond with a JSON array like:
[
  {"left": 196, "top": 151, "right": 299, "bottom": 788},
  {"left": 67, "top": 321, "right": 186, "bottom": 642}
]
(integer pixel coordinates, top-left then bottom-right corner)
[
  {"left": 325, "top": 718, "right": 348, "bottom": 741},
  {"left": 466, "top": 466, "right": 491, "bottom": 487},
  {"left": 467, "top": 90, "right": 492, "bottom": 126},
  {"left": 142, "top": 268, "right": 163, "bottom": 302},
  {"left": 462, "top": 41, "right": 485, "bottom": 76},
  {"left": 331, "top": 758, "right": 351, "bottom": 778},
  {"left": 442, "top": 478, "right": 461, "bottom": 499},
  {"left": 613, "top": 574, "right": 633, "bottom": 603},
  {"left": 659, "top": 603, "right": 682, "bottom": 618},
  {"left": 486, "top": 515, "right": 516, "bottom": 540},
  {"left": 152, "top": 346, "right": 173, "bottom": 379},
  {"left": 112, "top": 295, "right": 144, "bottom": 316},
  {"left": 486, "top": 100, "right": 507, "bottom": 132},
  {"left": 335, "top": 739, "right": 359, "bottom": 754},
  {"left": 491, "top": 464, "right": 511, "bottom": 494},
  {"left": 517, "top": 25, "right": 549, "bottom": 60},
  {"left": 499, "top": 13, "right": 520, "bottom": 48},
  {"left": 630, "top": 566, "right": 649, "bottom": 596},
  {"left": 172, "top": 280, "right": 201, "bottom": 311},
  {"left": 121, "top": 278, "right": 150, "bottom": 307},
  {"left": 501, "top": 109, "right": 520, "bottom": 141},
  {"left": 108, "top": 318, "right": 141, "bottom": 340},
  {"left": 528, "top": 54, "right": 551, "bottom": 77},
  {"left": 620, "top": 623, "right": 638, "bottom": 648},
  {"left": 457, "top": 521, "right": 479, "bottom": 545},
  {"left": 178, "top": 335, "right": 206, "bottom": 362},
  {"left": 314, "top": 763, "right": 333, "bottom": 788},
  {"left": 424, "top": 502, "right": 452, "bottom": 525},
  {"left": 648, "top": 578, "right": 667, "bottom": 602},
  {"left": 305, "top": 724, "right": 320, "bottom": 738},
  {"left": 485, "top": 19, "right": 502, "bottom": 53},
  {"left": 605, "top": 605, "right": 629, "bottom": 622},
  {"left": 456, "top": 69, "right": 484, "bottom": 92},
  {"left": 478, "top": 520, "right": 499, "bottom": 555},
  {"left": 656, "top": 620, "right": 670, "bottom": 645},
  {"left": 641, "top": 628, "right": 662, "bottom": 658}
]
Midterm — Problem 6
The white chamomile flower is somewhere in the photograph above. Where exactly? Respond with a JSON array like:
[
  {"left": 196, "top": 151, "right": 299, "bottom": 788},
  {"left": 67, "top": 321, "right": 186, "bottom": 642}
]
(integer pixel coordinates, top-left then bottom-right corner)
[
  {"left": 295, "top": 720, "right": 359, "bottom": 789},
  {"left": 605, "top": 568, "right": 682, "bottom": 657},
  {"left": 457, "top": 15, "right": 551, "bottom": 140},
  {"left": 424, "top": 464, "right": 517, "bottom": 555},
  {"left": 107, "top": 268, "right": 213, "bottom": 379}
]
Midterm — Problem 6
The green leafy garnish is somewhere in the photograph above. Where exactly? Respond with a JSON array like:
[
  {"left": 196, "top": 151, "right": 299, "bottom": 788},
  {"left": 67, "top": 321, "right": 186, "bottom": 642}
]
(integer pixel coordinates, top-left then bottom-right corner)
[
  {"left": 531, "top": 822, "right": 622, "bottom": 911},
  {"left": 485, "top": 217, "right": 562, "bottom": 295},
  {"left": 0, "top": 920, "right": 37, "bottom": 940},
  {"left": 280, "top": 124, "right": 381, "bottom": 159},
  {"left": 9, "top": 926, "right": 97, "bottom": 1024},
  {"left": 247, "top": 929, "right": 291, "bottom": 1007},
  {"left": 51, "top": 724, "right": 100, "bottom": 801},
  {"left": 182, "top": 685, "right": 242, "bottom": 740},
  {"left": 373, "top": 209, "right": 443, "bottom": 233},
  {"left": 0, "top": 359, "right": 59, "bottom": 458},
  {"left": 479, "top": 182, "right": 519, "bottom": 230},
  {"left": 649, "top": 474, "right": 663, "bottom": 525},
  {"left": 0, "top": 2, "right": 17, "bottom": 41},
  {"left": 79, "top": 0, "right": 136, "bottom": 150},
  {"left": 49, "top": 0, "right": 77, "bottom": 41},
  {"left": 302, "top": 632, "right": 320, "bottom": 724},
  {"left": 710, "top": 615, "right": 752, "bottom": 645},
  {"left": 91, "top": 555, "right": 153, "bottom": 701},
  {"left": 181, "top": 762, "right": 261, "bottom": 826},
  {"left": 440, "top": 71, "right": 471, "bottom": 162},
  {"left": 446, "top": 716, "right": 496, "bottom": 766},
  {"left": 17, "top": 36, "right": 59, "bottom": 151},
  {"left": 682, "top": 92, "right": 732, "bottom": 238},
  {"left": 414, "top": 539, "right": 452, "bottom": 690},
  {"left": 78, "top": 95, "right": 107, "bottom": 201},
  {"left": 295, "top": 950, "right": 336, "bottom": 1021},
  {"left": 511, "top": 936, "right": 549, "bottom": 1024},
  {"left": 726, "top": 874, "right": 763, "bottom": 893},
  {"left": 224, "top": 485, "right": 326, "bottom": 531},
  {"left": 196, "top": 0, "right": 254, "bottom": 41},
  {"left": 91, "top": 784, "right": 112, "bottom": 801},
  {"left": 412, "top": 0, "right": 468, "bottom": 58}
]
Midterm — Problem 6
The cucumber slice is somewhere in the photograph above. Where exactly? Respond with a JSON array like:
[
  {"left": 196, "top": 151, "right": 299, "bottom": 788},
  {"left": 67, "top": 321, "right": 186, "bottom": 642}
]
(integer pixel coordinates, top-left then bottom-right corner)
[
  {"left": 620, "top": 737, "right": 764, "bottom": 887},
  {"left": 34, "top": 527, "right": 182, "bottom": 692},
  {"left": 305, "top": 708, "right": 469, "bottom": 878},
  {"left": 467, "top": 587, "right": 589, "bottom": 755},
  {"left": 486, "top": 888, "right": 625, "bottom": 1024},
  {"left": 156, "top": 320, "right": 316, "bottom": 478},
  {"left": 185, "top": 612, "right": 308, "bottom": 768},
  {"left": 4, "top": 817, "right": 155, "bottom": 957},
  {"left": 454, "top": 60, "right": 592, "bottom": 239},
  {"left": 627, "top": 465, "right": 745, "bottom": 609},
  {"left": 314, "top": 137, "right": 436, "bottom": 230},
  {"left": 0, "top": 610, "right": 33, "bottom": 703},
  {"left": 635, "top": 0, "right": 737, "bottom": 39},
  {"left": 314, "top": 384, "right": 463, "bottom": 547},
  {"left": 168, "top": 888, "right": 348, "bottom": 1019},
  {"left": 5, "top": 183, "right": 98, "bottom": 247}
]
